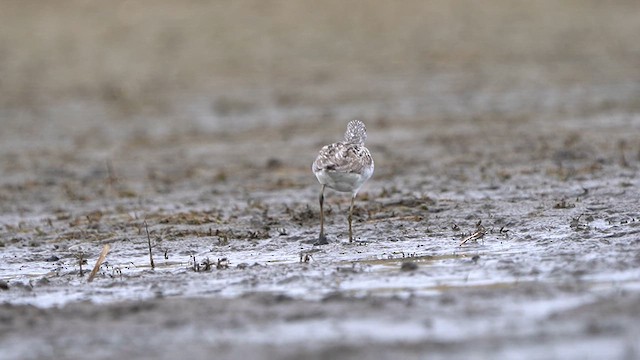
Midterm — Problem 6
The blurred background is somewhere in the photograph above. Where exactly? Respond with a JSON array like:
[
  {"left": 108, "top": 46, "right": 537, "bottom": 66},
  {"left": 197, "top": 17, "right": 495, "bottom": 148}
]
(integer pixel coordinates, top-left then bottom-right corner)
[
  {"left": 3, "top": 3, "right": 640, "bottom": 357},
  {"left": 0, "top": 0, "right": 639, "bottom": 199}
]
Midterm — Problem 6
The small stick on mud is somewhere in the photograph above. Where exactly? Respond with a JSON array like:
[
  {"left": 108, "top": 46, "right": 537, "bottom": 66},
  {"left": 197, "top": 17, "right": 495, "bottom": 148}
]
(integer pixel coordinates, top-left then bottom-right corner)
[
  {"left": 145, "top": 221, "right": 155, "bottom": 269},
  {"left": 106, "top": 159, "right": 118, "bottom": 188},
  {"left": 88, "top": 244, "right": 111, "bottom": 283},
  {"left": 459, "top": 220, "right": 486, "bottom": 246},
  {"left": 618, "top": 140, "right": 629, "bottom": 168},
  {"left": 191, "top": 255, "right": 199, "bottom": 272},
  {"left": 75, "top": 252, "right": 86, "bottom": 277},
  {"left": 299, "top": 252, "right": 314, "bottom": 263}
]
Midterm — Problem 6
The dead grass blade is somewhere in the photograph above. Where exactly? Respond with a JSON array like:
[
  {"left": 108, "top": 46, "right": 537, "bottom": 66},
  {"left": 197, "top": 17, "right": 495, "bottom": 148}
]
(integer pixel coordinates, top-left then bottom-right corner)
[
  {"left": 88, "top": 244, "right": 111, "bottom": 283},
  {"left": 459, "top": 221, "right": 486, "bottom": 246}
]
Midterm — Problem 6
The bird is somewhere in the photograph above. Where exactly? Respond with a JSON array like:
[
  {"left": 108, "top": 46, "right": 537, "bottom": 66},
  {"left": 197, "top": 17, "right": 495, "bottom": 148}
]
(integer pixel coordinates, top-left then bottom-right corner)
[{"left": 312, "top": 120, "right": 374, "bottom": 244}]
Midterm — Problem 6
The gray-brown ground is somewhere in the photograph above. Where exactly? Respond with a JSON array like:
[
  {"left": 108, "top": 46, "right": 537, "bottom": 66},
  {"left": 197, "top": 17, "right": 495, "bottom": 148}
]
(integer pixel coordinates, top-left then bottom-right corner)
[{"left": 1, "top": 1, "right": 640, "bottom": 359}]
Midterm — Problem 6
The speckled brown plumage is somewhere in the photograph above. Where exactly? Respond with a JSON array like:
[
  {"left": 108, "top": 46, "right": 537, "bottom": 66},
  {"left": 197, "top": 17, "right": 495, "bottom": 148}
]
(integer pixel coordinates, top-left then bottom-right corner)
[{"left": 312, "top": 120, "right": 374, "bottom": 243}]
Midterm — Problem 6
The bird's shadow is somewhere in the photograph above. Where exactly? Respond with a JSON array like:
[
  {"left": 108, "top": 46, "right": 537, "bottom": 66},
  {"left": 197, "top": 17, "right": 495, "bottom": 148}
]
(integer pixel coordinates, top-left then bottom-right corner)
[{"left": 304, "top": 235, "right": 370, "bottom": 246}]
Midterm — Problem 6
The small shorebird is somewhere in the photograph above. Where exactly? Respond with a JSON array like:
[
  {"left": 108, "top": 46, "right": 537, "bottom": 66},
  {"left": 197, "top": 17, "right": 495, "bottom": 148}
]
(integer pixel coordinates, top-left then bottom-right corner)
[{"left": 312, "top": 120, "right": 374, "bottom": 244}]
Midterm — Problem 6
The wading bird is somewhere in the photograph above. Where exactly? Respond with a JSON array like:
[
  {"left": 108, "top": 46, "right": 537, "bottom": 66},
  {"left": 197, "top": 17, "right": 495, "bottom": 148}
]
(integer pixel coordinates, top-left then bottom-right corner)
[{"left": 312, "top": 120, "right": 374, "bottom": 244}]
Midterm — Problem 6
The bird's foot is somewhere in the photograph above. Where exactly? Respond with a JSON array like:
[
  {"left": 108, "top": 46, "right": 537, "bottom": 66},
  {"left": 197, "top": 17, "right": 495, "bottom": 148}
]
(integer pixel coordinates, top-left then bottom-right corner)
[
  {"left": 313, "top": 234, "right": 329, "bottom": 246},
  {"left": 345, "top": 238, "right": 369, "bottom": 246}
]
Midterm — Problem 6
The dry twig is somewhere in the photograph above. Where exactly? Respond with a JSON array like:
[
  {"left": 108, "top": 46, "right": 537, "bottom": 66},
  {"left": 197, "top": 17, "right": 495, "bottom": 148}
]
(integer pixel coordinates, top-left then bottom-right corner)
[
  {"left": 459, "top": 221, "right": 487, "bottom": 246},
  {"left": 145, "top": 221, "right": 155, "bottom": 269},
  {"left": 88, "top": 244, "right": 111, "bottom": 283}
]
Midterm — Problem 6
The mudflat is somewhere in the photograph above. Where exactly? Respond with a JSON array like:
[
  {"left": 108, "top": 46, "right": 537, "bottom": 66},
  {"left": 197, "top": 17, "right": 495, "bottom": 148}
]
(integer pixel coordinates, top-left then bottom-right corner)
[{"left": 1, "top": 1, "right": 639, "bottom": 359}]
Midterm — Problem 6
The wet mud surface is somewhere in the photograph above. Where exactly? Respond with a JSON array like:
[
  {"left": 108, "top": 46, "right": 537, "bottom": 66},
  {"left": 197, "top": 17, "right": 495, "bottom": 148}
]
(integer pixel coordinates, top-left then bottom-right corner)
[{"left": 2, "top": 1, "right": 640, "bottom": 359}]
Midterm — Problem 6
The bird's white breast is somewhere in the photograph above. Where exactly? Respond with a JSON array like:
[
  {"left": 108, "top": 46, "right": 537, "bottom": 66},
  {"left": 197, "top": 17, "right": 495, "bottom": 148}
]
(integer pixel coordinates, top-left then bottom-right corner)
[{"left": 314, "top": 166, "right": 373, "bottom": 194}]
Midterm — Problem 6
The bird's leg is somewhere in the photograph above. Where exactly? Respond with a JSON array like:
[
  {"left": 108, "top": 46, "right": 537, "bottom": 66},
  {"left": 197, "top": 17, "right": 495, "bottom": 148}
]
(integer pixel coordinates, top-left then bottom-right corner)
[
  {"left": 348, "top": 194, "right": 355, "bottom": 242},
  {"left": 316, "top": 185, "right": 328, "bottom": 245}
]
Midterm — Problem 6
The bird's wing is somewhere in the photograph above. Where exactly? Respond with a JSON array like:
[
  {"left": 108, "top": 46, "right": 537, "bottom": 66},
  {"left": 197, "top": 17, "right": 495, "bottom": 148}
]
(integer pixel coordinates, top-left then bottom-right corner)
[{"left": 312, "top": 142, "right": 371, "bottom": 174}]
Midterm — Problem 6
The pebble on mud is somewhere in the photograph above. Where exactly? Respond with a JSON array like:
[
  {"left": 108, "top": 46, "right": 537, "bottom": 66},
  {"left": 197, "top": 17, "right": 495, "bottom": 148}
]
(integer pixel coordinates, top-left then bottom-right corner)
[
  {"left": 265, "top": 158, "right": 283, "bottom": 169},
  {"left": 401, "top": 261, "right": 419, "bottom": 271}
]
